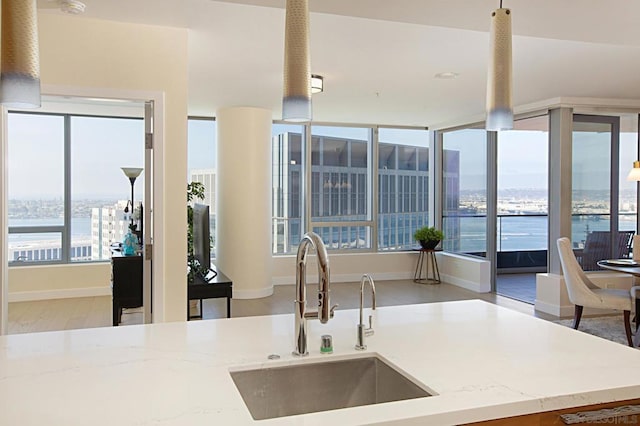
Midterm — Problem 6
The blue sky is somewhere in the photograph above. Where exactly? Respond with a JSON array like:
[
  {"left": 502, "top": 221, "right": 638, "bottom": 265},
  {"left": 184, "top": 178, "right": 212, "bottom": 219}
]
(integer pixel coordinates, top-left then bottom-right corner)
[{"left": 8, "top": 113, "right": 639, "bottom": 199}]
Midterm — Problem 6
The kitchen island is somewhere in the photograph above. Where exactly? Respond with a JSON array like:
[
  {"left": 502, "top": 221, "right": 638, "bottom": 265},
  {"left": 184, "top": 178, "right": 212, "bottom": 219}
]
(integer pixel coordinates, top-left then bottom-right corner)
[{"left": 1, "top": 300, "right": 640, "bottom": 425}]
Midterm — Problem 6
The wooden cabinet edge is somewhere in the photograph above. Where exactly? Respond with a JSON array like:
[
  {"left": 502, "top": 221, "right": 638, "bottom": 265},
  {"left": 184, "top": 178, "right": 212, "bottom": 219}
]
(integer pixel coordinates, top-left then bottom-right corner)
[{"left": 464, "top": 398, "right": 640, "bottom": 426}]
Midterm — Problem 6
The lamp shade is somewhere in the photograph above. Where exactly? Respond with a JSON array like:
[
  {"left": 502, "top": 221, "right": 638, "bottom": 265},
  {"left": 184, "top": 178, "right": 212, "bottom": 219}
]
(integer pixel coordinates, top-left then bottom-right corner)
[
  {"left": 627, "top": 161, "right": 640, "bottom": 181},
  {"left": 121, "top": 167, "right": 143, "bottom": 179},
  {"left": 282, "top": 0, "right": 312, "bottom": 122},
  {"left": 0, "top": 0, "right": 41, "bottom": 109},
  {"left": 486, "top": 7, "right": 513, "bottom": 131}
]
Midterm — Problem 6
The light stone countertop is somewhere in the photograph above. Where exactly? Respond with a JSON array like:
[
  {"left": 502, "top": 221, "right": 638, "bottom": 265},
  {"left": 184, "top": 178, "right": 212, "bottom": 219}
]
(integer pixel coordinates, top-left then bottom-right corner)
[{"left": 1, "top": 300, "right": 640, "bottom": 425}]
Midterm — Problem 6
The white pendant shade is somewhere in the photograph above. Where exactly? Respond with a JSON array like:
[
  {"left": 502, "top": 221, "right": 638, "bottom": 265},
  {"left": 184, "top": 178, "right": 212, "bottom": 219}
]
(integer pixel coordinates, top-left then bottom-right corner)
[
  {"left": 627, "top": 161, "right": 640, "bottom": 181},
  {"left": 486, "top": 7, "right": 513, "bottom": 131},
  {"left": 282, "top": 0, "right": 312, "bottom": 122},
  {"left": 0, "top": 0, "right": 41, "bottom": 109}
]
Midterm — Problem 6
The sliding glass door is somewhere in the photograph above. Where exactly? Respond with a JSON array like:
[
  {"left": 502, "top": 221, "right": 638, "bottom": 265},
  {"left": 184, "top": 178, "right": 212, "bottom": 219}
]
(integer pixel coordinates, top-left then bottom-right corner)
[{"left": 572, "top": 115, "right": 627, "bottom": 270}]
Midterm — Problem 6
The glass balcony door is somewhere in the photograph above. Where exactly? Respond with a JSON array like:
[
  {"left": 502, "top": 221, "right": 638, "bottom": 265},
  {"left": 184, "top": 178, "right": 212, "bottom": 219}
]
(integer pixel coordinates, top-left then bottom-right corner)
[{"left": 572, "top": 114, "right": 623, "bottom": 271}]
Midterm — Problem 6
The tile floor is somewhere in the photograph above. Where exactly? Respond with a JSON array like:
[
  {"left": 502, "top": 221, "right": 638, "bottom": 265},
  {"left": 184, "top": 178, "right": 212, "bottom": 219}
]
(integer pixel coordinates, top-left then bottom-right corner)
[
  {"left": 195, "top": 278, "right": 550, "bottom": 322},
  {"left": 8, "top": 277, "right": 552, "bottom": 335}
]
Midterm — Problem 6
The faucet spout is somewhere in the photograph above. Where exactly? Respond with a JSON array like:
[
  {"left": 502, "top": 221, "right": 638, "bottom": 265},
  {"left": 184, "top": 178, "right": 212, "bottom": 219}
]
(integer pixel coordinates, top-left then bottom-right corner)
[
  {"left": 293, "top": 232, "right": 333, "bottom": 356},
  {"left": 355, "top": 274, "right": 376, "bottom": 351}
]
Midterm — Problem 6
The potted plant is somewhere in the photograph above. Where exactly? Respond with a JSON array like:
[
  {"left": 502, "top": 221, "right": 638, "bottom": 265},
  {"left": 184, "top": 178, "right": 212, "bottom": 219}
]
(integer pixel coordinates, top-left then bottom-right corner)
[
  {"left": 187, "top": 181, "right": 207, "bottom": 283},
  {"left": 413, "top": 226, "right": 444, "bottom": 250}
]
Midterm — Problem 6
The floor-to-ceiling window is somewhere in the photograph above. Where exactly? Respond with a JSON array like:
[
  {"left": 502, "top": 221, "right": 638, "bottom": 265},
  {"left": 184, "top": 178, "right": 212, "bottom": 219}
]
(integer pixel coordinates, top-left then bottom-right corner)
[
  {"left": 271, "top": 123, "right": 305, "bottom": 254},
  {"left": 271, "top": 123, "right": 430, "bottom": 254},
  {"left": 441, "top": 128, "right": 487, "bottom": 256},
  {"left": 187, "top": 117, "right": 217, "bottom": 258},
  {"left": 310, "top": 125, "right": 372, "bottom": 250},
  {"left": 619, "top": 114, "right": 639, "bottom": 237},
  {"left": 496, "top": 115, "right": 549, "bottom": 269},
  {"left": 378, "top": 128, "right": 429, "bottom": 250},
  {"left": 572, "top": 116, "right": 620, "bottom": 271},
  {"left": 495, "top": 115, "right": 549, "bottom": 303}
]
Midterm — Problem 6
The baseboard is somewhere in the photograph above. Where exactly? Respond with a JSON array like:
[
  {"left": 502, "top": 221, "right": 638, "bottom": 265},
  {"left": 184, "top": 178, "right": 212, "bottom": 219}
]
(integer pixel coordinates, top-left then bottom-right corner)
[
  {"left": 534, "top": 300, "right": 565, "bottom": 317},
  {"left": 9, "top": 286, "right": 111, "bottom": 302},
  {"left": 441, "top": 273, "right": 491, "bottom": 293}
]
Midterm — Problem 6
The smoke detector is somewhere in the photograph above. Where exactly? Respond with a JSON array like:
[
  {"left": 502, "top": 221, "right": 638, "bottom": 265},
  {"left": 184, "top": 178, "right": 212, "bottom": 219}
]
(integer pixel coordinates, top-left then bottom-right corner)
[
  {"left": 40, "top": 0, "right": 86, "bottom": 15},
  {"left": 60, "top": 0, "right": 86, "bottom": 14}
]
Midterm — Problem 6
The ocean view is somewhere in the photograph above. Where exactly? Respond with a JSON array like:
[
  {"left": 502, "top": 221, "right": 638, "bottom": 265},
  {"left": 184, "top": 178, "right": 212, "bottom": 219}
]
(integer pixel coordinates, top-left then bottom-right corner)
[
  {"left": 9, "top": 215, "right": 637, "bottom": 254},
  {"left": 8, "top": 217, "right": 92, "bottom": 243}
]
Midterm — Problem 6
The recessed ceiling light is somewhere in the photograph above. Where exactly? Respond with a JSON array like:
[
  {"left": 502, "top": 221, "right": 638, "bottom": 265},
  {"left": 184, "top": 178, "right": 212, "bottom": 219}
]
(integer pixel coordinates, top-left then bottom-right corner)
[{"left": 434, "top": 72, "right": 459, "bottom": 79}]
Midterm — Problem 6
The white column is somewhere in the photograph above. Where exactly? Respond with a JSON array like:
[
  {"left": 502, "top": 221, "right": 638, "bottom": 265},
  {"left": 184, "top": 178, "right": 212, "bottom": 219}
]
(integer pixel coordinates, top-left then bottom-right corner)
[
  {"left": 535, "top": 107, "right": 573, "bottom": 316},
  {"left": 216, "top": 107, "right": 273, "bottom": 299},
  {"left": 0, "top": 109, "right": 7, "bottom": 334}
]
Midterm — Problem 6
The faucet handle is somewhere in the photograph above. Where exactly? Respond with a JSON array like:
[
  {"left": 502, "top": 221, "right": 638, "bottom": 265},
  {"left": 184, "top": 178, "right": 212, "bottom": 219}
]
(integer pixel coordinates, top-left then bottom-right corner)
[
  {"left": 329, "top": 304, "right": 339, "bottom": 318},
  {"left": 365, "top": 314, "right": 375, "bottom": 336}
]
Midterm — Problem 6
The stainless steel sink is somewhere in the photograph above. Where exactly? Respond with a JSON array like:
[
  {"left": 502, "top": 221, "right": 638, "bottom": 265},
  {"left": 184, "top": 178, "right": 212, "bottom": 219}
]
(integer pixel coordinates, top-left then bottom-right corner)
[{"left": 230, "top": 354, "right": 434, "bottom": 420}]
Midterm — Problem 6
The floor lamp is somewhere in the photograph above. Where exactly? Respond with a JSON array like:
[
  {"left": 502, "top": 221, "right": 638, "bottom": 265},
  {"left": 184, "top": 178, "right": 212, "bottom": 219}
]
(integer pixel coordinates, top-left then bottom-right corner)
[{"left": 121, "top": 167, "right": 143, "bottom": 230}]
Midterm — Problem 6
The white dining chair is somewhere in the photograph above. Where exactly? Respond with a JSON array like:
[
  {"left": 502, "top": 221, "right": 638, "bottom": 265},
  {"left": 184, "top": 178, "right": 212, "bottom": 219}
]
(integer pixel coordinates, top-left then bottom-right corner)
[{"left": 556, "top": 237, "right": 634, "bottom": 347}]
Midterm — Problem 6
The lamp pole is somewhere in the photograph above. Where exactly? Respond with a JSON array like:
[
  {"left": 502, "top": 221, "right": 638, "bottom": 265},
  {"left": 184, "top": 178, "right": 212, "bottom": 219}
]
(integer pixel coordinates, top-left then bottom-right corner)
[{"left": 129, "top": 176, "right": 136, "bottom": 229}]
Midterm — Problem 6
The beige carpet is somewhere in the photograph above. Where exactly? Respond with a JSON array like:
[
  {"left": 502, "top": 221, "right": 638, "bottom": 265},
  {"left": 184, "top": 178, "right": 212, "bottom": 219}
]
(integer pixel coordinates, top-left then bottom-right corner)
[{"left": 554, "top": 316, "right": 638, "bottom": 347}]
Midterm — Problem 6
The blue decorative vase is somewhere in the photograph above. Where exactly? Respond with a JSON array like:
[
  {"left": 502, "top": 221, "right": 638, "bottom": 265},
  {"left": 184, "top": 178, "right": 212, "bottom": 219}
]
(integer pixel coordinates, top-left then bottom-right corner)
[{"left": 122, "top": 229, "right": 139, "bottom": 256}]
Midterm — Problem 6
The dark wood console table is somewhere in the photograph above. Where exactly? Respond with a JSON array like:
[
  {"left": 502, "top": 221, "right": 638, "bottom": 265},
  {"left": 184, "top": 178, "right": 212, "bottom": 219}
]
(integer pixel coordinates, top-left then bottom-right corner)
[
  {"left": 111, "top": 252, "right": 143, "bottom": 326},
  {"left": 188, "top": 266, "right": 233, "bottom": 320}
]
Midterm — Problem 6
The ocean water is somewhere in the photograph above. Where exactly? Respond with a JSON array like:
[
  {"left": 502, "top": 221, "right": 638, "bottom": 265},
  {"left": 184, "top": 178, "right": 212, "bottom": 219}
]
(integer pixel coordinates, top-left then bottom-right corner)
[
  {"left": 8, "top": 217, "right": 92, "bottom": 243},
  {"left": 455, "top": 215, "right": 636, "bottom": 253}
]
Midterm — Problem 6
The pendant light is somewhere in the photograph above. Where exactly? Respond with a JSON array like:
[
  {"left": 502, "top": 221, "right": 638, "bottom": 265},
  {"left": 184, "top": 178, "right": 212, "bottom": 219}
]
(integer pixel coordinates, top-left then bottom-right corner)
[
  {"left": 282, "top": 0, "right": 311, "bottom": 122},
  {"left": 0, "top": 0, "right": 41, "bottom": 108},
  {"left": 627, "top": 161, "right": 640, "bottom": 181},
  {"left": 311, "top": 74, "right": 324, "bottom": 94},
  {"left": 486, "top": 0, "right": 513, "bottom": 131}
]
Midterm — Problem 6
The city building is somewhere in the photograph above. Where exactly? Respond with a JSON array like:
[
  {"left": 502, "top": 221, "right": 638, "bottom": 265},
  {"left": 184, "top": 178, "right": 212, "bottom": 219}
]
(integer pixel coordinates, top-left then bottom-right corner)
[
  {"left": 272, "top": 132, "right": 459, "bottom": 254},
  {"left": 189, "top": 169, "right": 216, "bottom": 209},
  {"left": 9, "top": 240, "right": 91, "bottom": 263},
  {"left": 91, "top": 201, "right": 133, "bottom": 260}
]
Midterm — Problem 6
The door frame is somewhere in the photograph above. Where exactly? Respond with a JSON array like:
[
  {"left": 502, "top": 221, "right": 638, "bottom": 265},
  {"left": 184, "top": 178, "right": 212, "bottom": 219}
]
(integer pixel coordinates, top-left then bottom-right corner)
[{"left": 0, "top": 85, "right": 165, "bottom": 334}]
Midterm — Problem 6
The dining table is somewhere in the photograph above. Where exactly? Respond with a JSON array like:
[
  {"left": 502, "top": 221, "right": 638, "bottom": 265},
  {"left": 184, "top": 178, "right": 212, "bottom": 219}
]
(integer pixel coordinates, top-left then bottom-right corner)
[{"left": 596, "top": 259, "right": 640, "bottom": 346}]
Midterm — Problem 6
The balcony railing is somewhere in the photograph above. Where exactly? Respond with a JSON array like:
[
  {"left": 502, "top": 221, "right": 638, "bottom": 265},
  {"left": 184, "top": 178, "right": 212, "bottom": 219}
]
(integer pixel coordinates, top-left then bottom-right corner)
[{"left": 443, "top": 212, "right": 637, "bottom": 269}]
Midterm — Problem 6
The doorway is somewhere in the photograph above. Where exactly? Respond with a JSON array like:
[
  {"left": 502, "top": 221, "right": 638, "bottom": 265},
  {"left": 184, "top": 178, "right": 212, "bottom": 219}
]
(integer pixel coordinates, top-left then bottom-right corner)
[{"left": 2, "top": 94, "right": 154, "bottom": 334}]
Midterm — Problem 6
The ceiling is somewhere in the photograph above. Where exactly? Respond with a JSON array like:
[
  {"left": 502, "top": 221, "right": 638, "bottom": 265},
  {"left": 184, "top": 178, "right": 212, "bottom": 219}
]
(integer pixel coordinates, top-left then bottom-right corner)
[{"left": 37, "top": 0, "right": 640, "bottom": 127}]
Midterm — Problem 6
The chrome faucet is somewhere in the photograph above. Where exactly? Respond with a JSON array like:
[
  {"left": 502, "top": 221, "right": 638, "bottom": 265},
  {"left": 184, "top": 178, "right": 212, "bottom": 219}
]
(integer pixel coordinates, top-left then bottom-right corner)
[
  {"left": 293, "top": 232, "right": 337, "bottom": 356},
  {"left": 355, "top": 274, "right": 376, "bottom": 351}
]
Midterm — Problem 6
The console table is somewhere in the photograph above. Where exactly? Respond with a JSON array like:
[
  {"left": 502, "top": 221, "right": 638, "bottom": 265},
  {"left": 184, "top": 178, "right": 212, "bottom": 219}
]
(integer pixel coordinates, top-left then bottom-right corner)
[
  {"left": 111, "top": 252, "right": 143, "bottom": 326},
  {"left": 188, "top": 266, "right": 233, "bottom": 319},
  {"left": 412, "top": 247, "right": 442, "bottom": 284}
]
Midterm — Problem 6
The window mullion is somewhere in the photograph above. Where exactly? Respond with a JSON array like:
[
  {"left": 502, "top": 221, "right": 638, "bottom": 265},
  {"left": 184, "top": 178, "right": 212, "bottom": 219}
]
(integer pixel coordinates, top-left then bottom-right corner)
[{"left": 62, "top": 114, "right": 71, "bottom": 263}]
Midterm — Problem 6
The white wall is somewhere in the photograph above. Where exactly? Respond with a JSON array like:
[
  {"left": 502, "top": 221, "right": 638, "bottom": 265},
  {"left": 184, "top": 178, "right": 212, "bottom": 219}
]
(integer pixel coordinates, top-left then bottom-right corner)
[
  {"left": 8, "top": 263, "right": 111, "bottom": 302},
  {"left": 7, "top": 252, "right": 491, "bottom": 302},
  {"left": 4, "top": 14, "right": 189, "bottom": 321},
  {"left": 272, "top": 251, "right": 490, "bottom": 293}
]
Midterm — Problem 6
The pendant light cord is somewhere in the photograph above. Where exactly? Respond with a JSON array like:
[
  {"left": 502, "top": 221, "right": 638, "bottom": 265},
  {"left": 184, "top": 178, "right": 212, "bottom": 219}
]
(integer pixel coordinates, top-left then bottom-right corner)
[{"left": 500, "top": 0, "right": 503, "bottom": 8}]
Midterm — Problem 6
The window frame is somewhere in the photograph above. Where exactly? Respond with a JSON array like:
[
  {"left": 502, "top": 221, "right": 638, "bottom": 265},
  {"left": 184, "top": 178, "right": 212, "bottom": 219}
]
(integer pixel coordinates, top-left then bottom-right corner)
[
  {"left": 272, "top": 120, "right": 429, "bottom": 255},
  {"left": 7, "top": 110, "right": 144, "bottom": 265}
]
